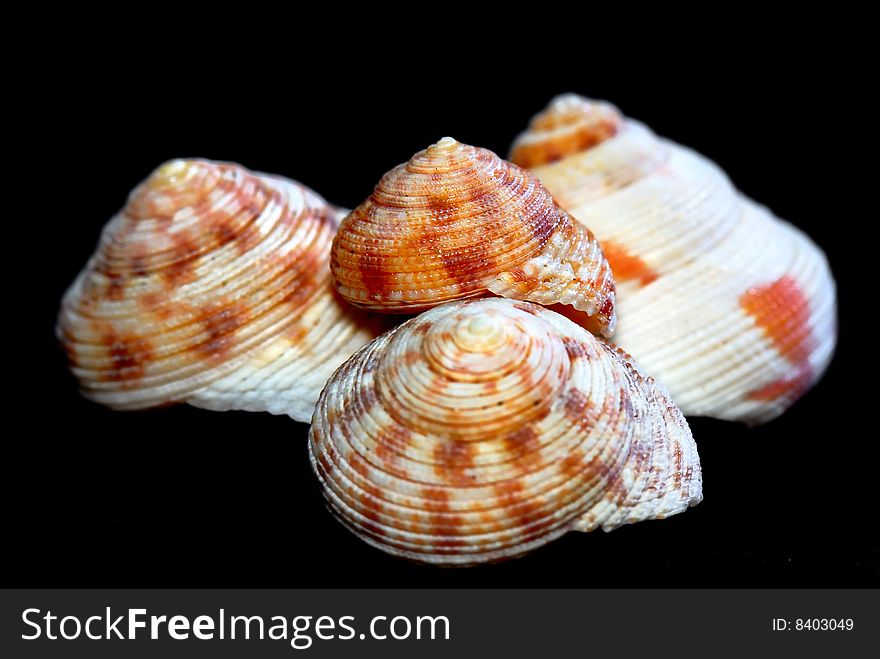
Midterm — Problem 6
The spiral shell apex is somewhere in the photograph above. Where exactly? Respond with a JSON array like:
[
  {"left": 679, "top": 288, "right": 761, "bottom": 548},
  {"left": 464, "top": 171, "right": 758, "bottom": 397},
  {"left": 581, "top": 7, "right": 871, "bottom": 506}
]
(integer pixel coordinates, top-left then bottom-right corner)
[
  {"left": 510, "top": 94, "right": 624, "bottom": 168},
  {"left": 511, "top": 94, "right": 837, "bottom": 424},
  {"left": 309, "top": 298, "right": 701, "bottom": 566},
  {"left": 57, "top": 159, "right": 390, "bottom": 421},
  {"left": 331, "top": 137, "right": 618, "bottom": 336}
]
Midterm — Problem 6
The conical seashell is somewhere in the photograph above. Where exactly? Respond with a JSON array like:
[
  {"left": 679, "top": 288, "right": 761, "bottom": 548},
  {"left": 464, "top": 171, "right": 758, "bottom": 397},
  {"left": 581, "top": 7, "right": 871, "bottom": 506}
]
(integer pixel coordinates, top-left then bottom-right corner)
[
  {"left": 510, "top": 94, "right": 837, "bottom": 424},
  {"left": 331, "top": 137, "right": 618, "bottom": 336},
  {"left": 57, "top": 159, "right": 390, "bottom": 422},
  {"left": 309, "top": 298, "right": 702, "bottom": 566}
]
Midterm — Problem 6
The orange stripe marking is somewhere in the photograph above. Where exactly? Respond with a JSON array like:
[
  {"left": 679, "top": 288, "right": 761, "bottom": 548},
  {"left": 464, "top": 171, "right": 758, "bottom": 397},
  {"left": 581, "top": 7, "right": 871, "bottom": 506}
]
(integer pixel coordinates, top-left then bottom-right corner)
[
  {"left": 600, "top": 240, "right": 658, "bottom": 286},
  {"left": 740, "top": 276, "right": 815, "bottom": 402}
]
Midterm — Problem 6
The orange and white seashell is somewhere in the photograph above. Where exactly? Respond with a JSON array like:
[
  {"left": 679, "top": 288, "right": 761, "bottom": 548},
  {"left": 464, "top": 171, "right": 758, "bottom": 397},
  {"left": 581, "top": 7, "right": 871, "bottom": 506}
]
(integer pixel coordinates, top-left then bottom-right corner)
[
  {"left": 57, "top": 159, "right": 390, "bottom": 422},
  {"left": 309, "top": 298, "right": 702, "bottom": 566},
  {"left": 330, "top": 137, "right": 618, "bottom": 336},
  {"left": 510, "top": 94, "right": 837, "bottom": 424}
]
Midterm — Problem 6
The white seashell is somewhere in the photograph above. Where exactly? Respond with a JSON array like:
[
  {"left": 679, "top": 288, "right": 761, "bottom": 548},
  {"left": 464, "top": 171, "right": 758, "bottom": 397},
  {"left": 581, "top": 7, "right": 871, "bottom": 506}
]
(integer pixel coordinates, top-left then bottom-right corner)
[
  {"left": 57, "top": 159, "right": 391, "bottom": 422},
  {"left": 309, "top": 298, "right": 702, "bottom": 566},
  {"left": 510, "top": 94, "right": 837, "bottom": 424}
]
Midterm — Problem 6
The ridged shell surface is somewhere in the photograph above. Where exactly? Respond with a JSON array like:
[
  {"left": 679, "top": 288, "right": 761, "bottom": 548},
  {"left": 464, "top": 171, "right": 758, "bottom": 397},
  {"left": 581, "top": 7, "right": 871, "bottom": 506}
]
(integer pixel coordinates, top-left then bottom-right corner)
[
  {"left": 331, "top": 137, "right": 618, "bottom": 336},
  {"left": 309, "top": 298, "right": 702, "bottom": 566},
  {"left": 510, "top": 95, "right": 837, "bottom": 424},
  {"left": 58, "top": 159, "right": 390, "bottom": 421}
]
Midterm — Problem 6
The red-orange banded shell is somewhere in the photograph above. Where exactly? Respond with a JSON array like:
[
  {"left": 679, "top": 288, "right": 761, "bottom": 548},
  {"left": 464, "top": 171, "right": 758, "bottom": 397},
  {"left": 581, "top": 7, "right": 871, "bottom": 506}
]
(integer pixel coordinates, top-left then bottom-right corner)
[
  {"left": 309, "top": 298, "right": 701, "bottom": 566},
  {"left": 331, "top": 137, "right": 618, "bottom": 336},
  {"left": 511, "top": 94, "right": 837, "bottom": 424},
  {"left": 57, "top": 159, "right": 389, "bottom": 421}
]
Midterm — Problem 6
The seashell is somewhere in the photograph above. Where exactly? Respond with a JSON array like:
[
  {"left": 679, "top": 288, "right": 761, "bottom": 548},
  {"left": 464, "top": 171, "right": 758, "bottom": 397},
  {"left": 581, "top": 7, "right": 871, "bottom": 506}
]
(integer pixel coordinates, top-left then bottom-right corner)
[
  {"left": 330, "top": 137, "right": 618, "bottom": 336},
  {"left": 57, "top": 159, "right": 390, "bottom": 422},
  {"left": 309, "top": 298, "right": 702, "bottom": 566},
  {"left": 510, "top": 94, "right": 837, "bottom": 424}
]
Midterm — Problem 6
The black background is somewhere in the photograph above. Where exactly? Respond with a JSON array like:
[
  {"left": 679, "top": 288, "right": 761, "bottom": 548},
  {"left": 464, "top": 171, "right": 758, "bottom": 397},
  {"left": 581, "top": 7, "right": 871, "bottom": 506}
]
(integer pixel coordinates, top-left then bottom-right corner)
[{"left": 10, "top": 7, "right": 877, "bottom": 586}]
